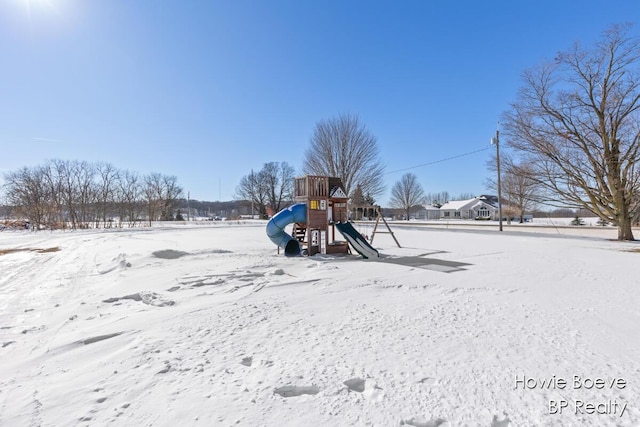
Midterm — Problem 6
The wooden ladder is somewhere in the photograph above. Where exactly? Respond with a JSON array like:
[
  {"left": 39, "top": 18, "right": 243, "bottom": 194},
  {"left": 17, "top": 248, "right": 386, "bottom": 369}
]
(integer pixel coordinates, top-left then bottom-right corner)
[{"left": 292, "top": 223, "right": 307, "bottom": 243}]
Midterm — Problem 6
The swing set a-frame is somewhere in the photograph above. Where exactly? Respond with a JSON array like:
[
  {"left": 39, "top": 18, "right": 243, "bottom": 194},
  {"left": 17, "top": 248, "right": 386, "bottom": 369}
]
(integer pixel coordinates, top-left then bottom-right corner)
[{"left": 359, "top": 205, "right": 401, "bottom": 248}]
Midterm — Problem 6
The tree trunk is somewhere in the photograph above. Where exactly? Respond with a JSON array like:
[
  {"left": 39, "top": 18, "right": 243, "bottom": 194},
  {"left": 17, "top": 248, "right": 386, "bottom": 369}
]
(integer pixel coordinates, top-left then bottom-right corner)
[
  {"left": 616, "top": 193, "right": 635, "bottom": 240},
  {"left": 618, "top": 221, "right": 634, "bottom": 240}
]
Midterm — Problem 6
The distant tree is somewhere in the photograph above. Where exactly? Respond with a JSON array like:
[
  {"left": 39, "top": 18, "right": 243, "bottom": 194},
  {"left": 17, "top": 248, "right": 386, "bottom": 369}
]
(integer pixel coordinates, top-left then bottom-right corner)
[
  {"left": 350, "top": 184, "right": 365, "bottom": 219},
  {"left": 51, "top": 160, "right": 79, "bottom": 228},
  {"left": 363, "top": 192, "right": 375, "bottom": 206},
  {"left": 236, "top": 169, "right": 269, "bottom": 218},
  {"left": 73, "top": 161, "right": 96, "bottom": 227},
  {"left": 143, "top": 173, "right": 183, "bottom": 223},
  {"left": 95, "top": 162, "right": 119, "bottom": 227},
  {"left": 261, "top": 162, "right": 295, "bottom": 214},
  {"left": 235, "top": 162, "right": 294, "bottom": 218},
  {"left": 160, "top": 175, "right": 183, "bottom": 220},
  {"left": 3, "top": 166, "right": 49, "bottom": 229},
  {"left": 455, "top": 192, "right": 476, "bottom": 201},
  {"left": 351, "top": 184, "right": 365, "bottom": 206},
  {"left": 487, "top": 154, "right": 541, "bottom": 223},
  {"left": 425, "top": 191, "right": 450, "bottom": 207},
  {"left": 504, "top": 24, "right": 640, "bottom": 240},
  {"left": 143, "top": 173, "right": 163, "bottom": 224},
  {"left": 115, "top": 170, "right": 142, "bottom": 227},
  {"left": 303, "top": 113, "right": 385, "bottom": 200},
  {"left": 389, "top": 173, "right": 426, "bottom": 220}
]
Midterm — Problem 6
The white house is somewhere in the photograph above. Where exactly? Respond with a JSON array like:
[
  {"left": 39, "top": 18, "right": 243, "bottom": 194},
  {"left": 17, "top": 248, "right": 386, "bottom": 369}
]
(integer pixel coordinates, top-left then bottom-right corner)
[{"left": 439, "top": 195, "right": 499, "bottom": 220}]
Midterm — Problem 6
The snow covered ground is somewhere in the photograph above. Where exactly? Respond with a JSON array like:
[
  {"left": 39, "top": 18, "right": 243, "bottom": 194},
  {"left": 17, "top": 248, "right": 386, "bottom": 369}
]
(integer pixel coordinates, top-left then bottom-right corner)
[{"left": 1, "top": 222, "right": 639, "bottom": 426}]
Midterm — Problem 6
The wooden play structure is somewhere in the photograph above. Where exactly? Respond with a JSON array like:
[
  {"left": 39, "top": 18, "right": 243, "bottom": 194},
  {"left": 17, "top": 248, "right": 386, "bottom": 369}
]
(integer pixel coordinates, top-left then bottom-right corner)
[
  {"left": 267, "top": 175, "right": 398, "bottom": 258},
  {"left": 292, "top": 175, "right": 350, "bottom": 256}
]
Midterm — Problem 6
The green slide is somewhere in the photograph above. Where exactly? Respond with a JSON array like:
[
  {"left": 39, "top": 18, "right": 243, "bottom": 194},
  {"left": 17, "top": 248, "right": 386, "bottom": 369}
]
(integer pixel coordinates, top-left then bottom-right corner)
[{"left": 335, "top": 222, "right": 380, "bottom": 259}]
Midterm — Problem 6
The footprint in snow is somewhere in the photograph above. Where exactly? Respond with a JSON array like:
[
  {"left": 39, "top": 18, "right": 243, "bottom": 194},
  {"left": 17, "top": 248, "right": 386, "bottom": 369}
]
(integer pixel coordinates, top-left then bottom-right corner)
[
  {"left": 103, "top": 291, "right": 175, "bottom": 307},
  {"left": 273, "top": 386, "right": 320, "bottom": 398},
  {"left": 152, "top": 249, "right": 189, "bottom": 259},
  {"left": 401, "top": 417, "right": 446, "bottom": 427},
  {"left": 343, "top": 377, "right": 365, "bottom": 392},
  {"left": 490, "top": 414, "right": 511, "bottom": 427}
]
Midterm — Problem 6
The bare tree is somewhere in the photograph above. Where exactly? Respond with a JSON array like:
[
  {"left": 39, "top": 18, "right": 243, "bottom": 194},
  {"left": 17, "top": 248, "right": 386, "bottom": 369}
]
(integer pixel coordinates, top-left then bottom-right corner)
[
  {"left": 115, "top": 170, "right": 142, "bottom": 227},
  {"left": 260, "top": 162, "right": 295, "bottom": 214},
  {"left": 143, "top": 173, "right": 164, "bottom": 224},
  {"left": 95, "top": 162, "right": 119, "bottom": 228},
  {"left": 236, "top": 170, "right": 268, "bottom": 218},
  {"left": 142, "top": 173, "right": 184, "bottom": 223},
  {"left": 41, "top": 161, "right": 64, "bottom": 227},
  {"left": 303, "top": 114, "right": 385, "bottom": 199},
  {"left": 52, "top": 160, "right": 78, "bottom": 228},
  {"left": 425, "top": 191, "right": 450, "bottom": 207},
  {"left": 389, "top": 173, "right": 426, "bottom": 220},
  {"left": 73, "top": 161, "right": 96, "bottom": 227},
  {"left": 160, "top": 175, "right": 183, "bottom": 220},
  {"left": 504, "top": 24, "right": 640, "bottom": 240},
  {"left": 3, "top": 166, "right": 49, "bottom": 229},
  {"left": 487, "top": 154, "right": 541, "bottom": 223}
]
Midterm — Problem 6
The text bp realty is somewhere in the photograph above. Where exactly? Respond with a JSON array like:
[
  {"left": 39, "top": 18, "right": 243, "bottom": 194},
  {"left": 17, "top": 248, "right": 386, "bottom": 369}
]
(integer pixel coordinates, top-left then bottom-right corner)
[{"left": 515, "top": 375, "right": 628, "bottom": 417}]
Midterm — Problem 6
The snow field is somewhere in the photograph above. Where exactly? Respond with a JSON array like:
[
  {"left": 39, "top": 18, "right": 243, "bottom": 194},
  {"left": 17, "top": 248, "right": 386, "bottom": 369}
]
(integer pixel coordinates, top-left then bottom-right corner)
[{"left": 0, "top": 223, "right": 639, "bottom": 426}]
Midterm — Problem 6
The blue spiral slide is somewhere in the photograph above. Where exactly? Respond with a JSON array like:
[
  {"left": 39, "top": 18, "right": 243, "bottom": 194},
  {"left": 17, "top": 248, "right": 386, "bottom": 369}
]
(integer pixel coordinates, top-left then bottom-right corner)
[{"left": 265, "top": 203, "right": 306, "bottom": 256}]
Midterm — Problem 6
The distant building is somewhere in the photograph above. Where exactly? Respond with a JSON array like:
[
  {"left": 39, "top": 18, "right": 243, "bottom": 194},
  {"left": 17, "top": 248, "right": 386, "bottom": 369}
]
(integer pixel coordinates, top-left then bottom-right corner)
[
  {"left": 439, "top": 195, "right": 499, "bottom": 220},
  {"left": 414, "top": 205, "right": 441, "bottom": 220}
]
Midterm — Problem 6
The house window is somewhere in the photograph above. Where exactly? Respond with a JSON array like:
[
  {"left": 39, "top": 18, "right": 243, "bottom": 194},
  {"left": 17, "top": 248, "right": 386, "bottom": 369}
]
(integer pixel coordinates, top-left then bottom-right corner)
[
  {"left": 454, "top": 211, "right": 461, "bottom": 217},
  {"left": 477, "top": 207, "right": 489, "bottom": 218},
  {"left": 444, "top": 211, "right": 450, "bottom": 217}
]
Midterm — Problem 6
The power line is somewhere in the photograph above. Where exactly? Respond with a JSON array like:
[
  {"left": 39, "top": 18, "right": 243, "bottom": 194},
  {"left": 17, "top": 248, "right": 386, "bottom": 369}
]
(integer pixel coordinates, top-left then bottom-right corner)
[{"left": 385, "top": 146, "right": 490, "bottom": 175}]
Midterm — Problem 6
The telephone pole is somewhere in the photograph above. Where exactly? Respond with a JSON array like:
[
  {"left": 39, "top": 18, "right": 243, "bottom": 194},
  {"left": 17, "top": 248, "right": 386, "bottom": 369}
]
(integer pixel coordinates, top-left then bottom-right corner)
[{"left": 491, "top": 129, "right": 503, "bottom": 232}]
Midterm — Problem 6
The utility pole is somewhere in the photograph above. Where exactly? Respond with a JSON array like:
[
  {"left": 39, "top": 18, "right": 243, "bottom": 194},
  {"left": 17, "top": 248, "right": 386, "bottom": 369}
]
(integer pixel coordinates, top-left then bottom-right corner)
[
  {"left": 491, "top": 129, "right": 503, "bottom": 231},
  {"left": 250, "top": 169, "right": 255, "bottom": 219}
]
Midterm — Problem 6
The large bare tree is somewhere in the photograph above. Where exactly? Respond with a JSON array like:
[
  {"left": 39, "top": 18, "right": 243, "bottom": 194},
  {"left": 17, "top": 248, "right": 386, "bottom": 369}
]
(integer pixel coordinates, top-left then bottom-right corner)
[
  {"left": 389, "top": 173, "right": 426, "bottom": 220},
  {"left": 303, "top": 114, "right": 385, "bottom": 199},
  {"left": 504, "top": 24, "right": 640, "bottom": 240}
]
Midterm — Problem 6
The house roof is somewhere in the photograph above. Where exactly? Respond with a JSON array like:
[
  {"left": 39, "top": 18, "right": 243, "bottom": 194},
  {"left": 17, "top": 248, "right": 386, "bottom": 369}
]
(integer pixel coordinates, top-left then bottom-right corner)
[
  {"left": 476, "top": 195, "right": 498, "bottom": 207},
  {"left": 423, "top": 205, "right": 441, "bottom": 211},
  {"left": 439, "top": 198, "right": 476, "bottom": 210},
  {"left": 440, "top": 196, "right": 498, "bottom": 211}
]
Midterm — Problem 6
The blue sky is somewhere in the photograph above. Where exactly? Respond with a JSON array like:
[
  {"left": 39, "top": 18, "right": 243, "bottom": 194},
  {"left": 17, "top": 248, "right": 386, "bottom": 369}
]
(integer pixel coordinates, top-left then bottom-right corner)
[{"left": 2, "top": 1, "right": 639, "bottom": 205}]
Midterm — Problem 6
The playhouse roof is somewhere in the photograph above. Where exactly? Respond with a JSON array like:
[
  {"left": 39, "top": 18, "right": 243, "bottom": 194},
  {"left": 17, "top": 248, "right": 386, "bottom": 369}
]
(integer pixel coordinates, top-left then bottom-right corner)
[{"left": 330, "top": 186, "right": 348, "bottom": 199}]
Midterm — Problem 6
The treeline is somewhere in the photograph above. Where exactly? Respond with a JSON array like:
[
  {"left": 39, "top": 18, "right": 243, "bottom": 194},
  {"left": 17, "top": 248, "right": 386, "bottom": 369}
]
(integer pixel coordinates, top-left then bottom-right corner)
[{"left": 2, "top": 160, "right": 183, "bottom": 230}]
